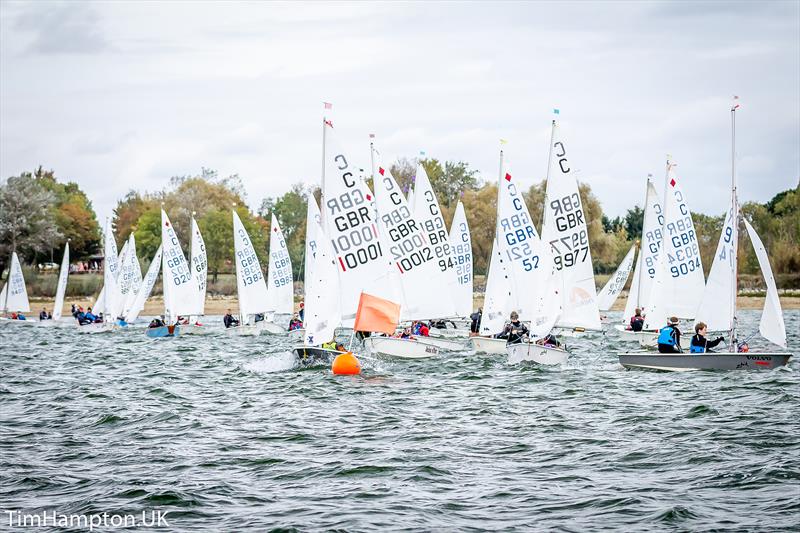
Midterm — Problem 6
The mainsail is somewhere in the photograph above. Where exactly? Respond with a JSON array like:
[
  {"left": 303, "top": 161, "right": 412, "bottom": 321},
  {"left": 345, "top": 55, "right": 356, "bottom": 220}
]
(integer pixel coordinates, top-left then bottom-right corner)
[
  {"left": 161, "top": 209, "right": 195, "bottom": 321},
  {"left": 412, "top": 163, "right": 460, "bottom": 312},
  {"left": 643, "top": 163, "right": 705, "bottom": 329},
  {"left": 448, "top": 201, "right": 473, "bottom": 318},
  {"left": 321, "top": 123, "right": 394, "bottom": 325},
  {"left": 479, "top": 239, "right": 514, "bottom": 336},
  {"left": 125, "top": 244, "right": 162, "bottom": 323},
  {"left": 232, "top": 209, "right": 270, "bottom": 322},
  {"left": 597, "top": 244, "right": 636, "bottom": 311},
  {"left": 52, "top": 243, "right": 70, "bottom": 321},
  {"left": 541, "top": 121, "right": 601, "bottom": 330},
  {"left": 1, "top": 251, "right": 30, "bottom": 313},
  {"left": 101, "top": 219, "right": 120, "bottom": 322},
  {"left": 372, "top": 162, "right": 456, "bottom": 320},
  {"left": 190, "top": 217, "right": 208, "bottom": 316},
  {"left": 267, "top": 214, "right": 294, "bottom": 316},
  {"left": 121, "top": 235, "right": 143, "bottom": 319},
  {"left": 303, "top": 202, "right": 341, "bottom": 346}
]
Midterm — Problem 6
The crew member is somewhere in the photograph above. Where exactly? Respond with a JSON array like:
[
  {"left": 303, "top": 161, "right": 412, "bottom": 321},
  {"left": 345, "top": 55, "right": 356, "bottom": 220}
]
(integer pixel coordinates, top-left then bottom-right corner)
[
  {"left": 657, "top": 317, "right": 682, "bottom": 353},
  {"left": 223, "top": 309, "right": 239, "bottom": 329},
  {"left": 496, "top": 311, "right": 529, "bottom": 345},
  {"left": 39, "top": 308, "right": 52, "bottom": 320},
  {"left": 689, "top": 322, "right": 725, "bottom": 354},
  {"left": 470, "top": 308, "right": 482, "bottom": 336},
  {"left": 629, "top": 308, "right": 645, "bottom": 332}
]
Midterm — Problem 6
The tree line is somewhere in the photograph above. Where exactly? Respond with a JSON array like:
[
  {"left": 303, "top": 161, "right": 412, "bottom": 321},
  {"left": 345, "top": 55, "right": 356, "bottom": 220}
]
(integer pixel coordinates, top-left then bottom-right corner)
[{"left": 2, "top": 165, "right": 798, "bottom": 289}]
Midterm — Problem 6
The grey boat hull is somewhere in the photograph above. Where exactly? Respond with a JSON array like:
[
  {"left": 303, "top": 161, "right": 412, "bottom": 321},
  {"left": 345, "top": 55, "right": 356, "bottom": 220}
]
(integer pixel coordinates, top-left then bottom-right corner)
[{"left": 618, "top": 352, "right": 792, "bottom": 371}]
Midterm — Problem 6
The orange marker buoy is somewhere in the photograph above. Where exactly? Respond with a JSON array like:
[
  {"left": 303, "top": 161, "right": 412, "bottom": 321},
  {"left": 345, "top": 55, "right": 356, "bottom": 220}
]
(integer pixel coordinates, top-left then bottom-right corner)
[{"left": 332, "top": 352, "right": 361, "bottom": 375}]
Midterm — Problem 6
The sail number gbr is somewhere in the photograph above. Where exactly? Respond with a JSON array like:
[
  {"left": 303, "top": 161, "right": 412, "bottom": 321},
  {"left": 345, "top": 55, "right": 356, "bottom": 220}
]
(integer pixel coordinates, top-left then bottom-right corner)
[
  {"left": 327, "top": 154, "right": 382, "bottom": 271},
  {"left": 236, "top": 228, "right": 264, "bottom": 287},
  {"left": 165, "top": 229, "right": 192, "bottom": 286}
]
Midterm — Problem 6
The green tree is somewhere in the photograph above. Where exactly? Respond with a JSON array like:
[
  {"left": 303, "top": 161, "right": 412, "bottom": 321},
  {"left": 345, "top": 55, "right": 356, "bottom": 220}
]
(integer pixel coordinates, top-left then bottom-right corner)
[
  {"left": 260, "top": 183, "right": 312, "bottom": 279},
  {"left": 624, "top": 205, "right": 644, "bottom": 240},
  {"left": 0, "top": 174, "right": 62, "bottom": 276},
  {"left": 420, "top": 158, "right": 480, "bottom": 208}
]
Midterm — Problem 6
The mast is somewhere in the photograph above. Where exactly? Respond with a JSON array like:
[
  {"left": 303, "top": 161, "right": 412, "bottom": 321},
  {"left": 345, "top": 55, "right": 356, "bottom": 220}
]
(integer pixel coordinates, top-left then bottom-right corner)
[{"left": 729, "top": 102, "right": 740, "bottom": 351}]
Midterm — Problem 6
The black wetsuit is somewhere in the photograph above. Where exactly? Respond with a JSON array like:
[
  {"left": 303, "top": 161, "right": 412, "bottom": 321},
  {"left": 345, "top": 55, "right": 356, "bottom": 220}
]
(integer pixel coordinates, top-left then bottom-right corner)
[
  {"left": 223, "top": 314, "right": 239, "bottom": 328},
  {"left": 496, "top": 321, "right": 529, "bottom": 345},
  {"left": 470, "top": 311, "right": 482, "bottom": 334},
  {"left": 690, "top": 333, "right": 725, "bottom": 354}
]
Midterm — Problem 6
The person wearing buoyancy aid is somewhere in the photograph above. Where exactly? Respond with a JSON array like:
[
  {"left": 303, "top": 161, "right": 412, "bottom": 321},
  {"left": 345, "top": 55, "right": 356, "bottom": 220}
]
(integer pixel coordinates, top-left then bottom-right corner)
[
  {"left": 689, "top": 322, "right": 725, "bottom": 354},
  {"left": 470, "top": 308, "right": 482, "bottom": 336},
  {"left": 657, "top": 317, "right": 682, "bottom": 353},
  {"left": 496, "top": 311, "right": 529, "bottom": 345},
  {"left": 321, "top": 340, "right": 337, "bottom": 350},
  {"left": 629, "top": 308, "right": 645, "bottom": 332}
]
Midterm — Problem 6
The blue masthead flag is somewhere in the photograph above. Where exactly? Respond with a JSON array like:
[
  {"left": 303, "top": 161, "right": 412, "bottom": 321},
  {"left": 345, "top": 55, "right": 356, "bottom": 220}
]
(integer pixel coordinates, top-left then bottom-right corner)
[{"left": 553, "top": 108, "right": 560, "bottom": 115}]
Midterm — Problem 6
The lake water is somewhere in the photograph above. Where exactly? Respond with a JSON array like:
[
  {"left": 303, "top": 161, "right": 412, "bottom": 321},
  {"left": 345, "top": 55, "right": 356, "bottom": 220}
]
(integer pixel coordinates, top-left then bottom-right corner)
[{"left": 1, "top": 310, "right": 798, "bottom": 531}]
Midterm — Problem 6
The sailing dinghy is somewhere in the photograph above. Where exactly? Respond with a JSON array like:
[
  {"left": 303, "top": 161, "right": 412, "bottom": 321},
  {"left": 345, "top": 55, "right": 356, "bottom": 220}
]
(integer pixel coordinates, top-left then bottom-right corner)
[
  {"left": 227, "top": 209, "right": 271, "bottom": 336},
  {"left": 47, "top": 242, "right": 70, "bottom": 325},
  {"left": 613, "top": 176, "right": 664, "bottom": 344},
  {"left": 597, "top": 244, "right": 636, "bottom": 313},
  {"left": 146, "top": 209, "right": 196, "bottom": 338},
  {"left": 261, "top": 214, "right": 294, "bottom": 334},
  {"left": 620, "top": 105, "right": 791, "bottom": 370},
  {"left": 79, "top": 220, "right": 120, "bottom": 333},
  {"left": 0, "top": 251, "right": 31, "bottom": 323},
  {"left": 182, "top": 215, "right": 208, "bottom": 334},
  {"left": 124, "top": 245, "right": 163, "bottom": 324}
]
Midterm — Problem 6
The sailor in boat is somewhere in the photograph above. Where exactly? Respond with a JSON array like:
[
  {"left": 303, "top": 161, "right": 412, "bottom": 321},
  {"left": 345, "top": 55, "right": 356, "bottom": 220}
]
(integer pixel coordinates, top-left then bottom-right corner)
[
  {"left": 469, "top": 308, "right": 482, "bottom": 337},
  {"left": 393, "top": 327, "right": 413, "bottom": 339},
  {"left": 495, "top": 311, "right": 529, "bottom": 345},
  {"left": 657, "top": 317, "right": 683, "bottom": 353},
  {"left": 411, "top": 320, "right": 430, "bottom": 337},
  {"left": 84, "top": 307, "right": 99, "bottom": 323},
  {"left": 148, "top": 316, "right": 165, "bottom": 329},
  {"left": 689, "top": 322, "right": 725, "bottom": 354},
  {"left": 177, "top": 316, "right": 189, "bottom": 325},
  {"left": 223, "top": 309, "right": 239, "bottom": 329},
  {"left": 628, "top": 308, "right": 645, "bottom": 332},
  {"left": 71, "top": 304, "right": 78, "bottom": 317},
  {"left": 536, "top": 333, "right": 561, "bottom": 348},
  {"left": 298, "top": 301, "right": 305, "bottom": 323},
  {"left": 76, "top": 309, "right": 89, "bottom": 325},
  {"left": 10, "top": 312, "right": 26, "bottom": 321},
  {"left": 39, "top": 308, "right": 52, "bottom": 320},
  {"left": 288, "top": 314, "right": 303, "bottom": 331}
]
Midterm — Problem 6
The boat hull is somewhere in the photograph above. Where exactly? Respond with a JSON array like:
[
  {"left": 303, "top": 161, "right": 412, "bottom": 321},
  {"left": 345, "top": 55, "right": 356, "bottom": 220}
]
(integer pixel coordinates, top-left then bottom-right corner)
[
  {"left": 469, "top": 336, "right": 508, "bottom": 354},
  {"left": 613, "top": 324, "right": 659, "bottom": 345},
  {"left": 260, "top": 321, "right": 287, "bottom": 335},
  {"left": 413, "top": 335, "right": 464, "bottom": 351},
  {"left": 507, "top": 342, "right": 569, "bottom": 365},
  {"left": 364, "top": 336, "right": 440, "bottom": 359},
  {"left": 146, "top": 325, "right": 179, "bottom": 338},
  {"left": 618, "top": 352, "right": 793, "bottom": 371},
  {"left": 181, "top": 324, "right": 208, "bottom": 335},
  {"left": 76, "top": 322, "right": 117, "bottom": 334},
  {"left": 225, "top": 324, "right": 263, "bottom": 336},
  {"left": 291, "top": 346, "right": 345, "bottom": 367}
]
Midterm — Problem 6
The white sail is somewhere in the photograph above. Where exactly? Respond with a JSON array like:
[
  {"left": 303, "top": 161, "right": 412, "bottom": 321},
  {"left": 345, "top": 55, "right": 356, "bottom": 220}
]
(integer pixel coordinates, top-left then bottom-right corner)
[
  {"left": 496, "top": 154, "right": 547, "bottom": 319},
  {"left": 1, "top": 252, "right": 30, "bottom": 313},
  {"left": 52, "top": 243, "right": 69, "bottom": 321},
  {"left": 448, "top": 201, "right": 473, "bottom": 318},
  {"left": 643, "top": 165, "right": 705, "bottom": 329},
  {"left": 303, "top": 196, "right": 322, "bottom": 294},
  {"left": 597, "top": 244, "right": 636, "bottom": 311},
  {"left": 373, "top": 163, "right": 457, "bottom": 320},
  {"left": 113, "top": 237, "right": 139, "bottom": 319},
  {"left": 541, "top": 121, "right": 601, "bottom": 330},
  {"left": 412, "top": 163, "right": 460, "bottom": 315},
  {"left": 479, "top": 239, "right": 514, "bottom": 336},
  {"left": 267, "top": 214, "right": 294, "bottom": 316},
  {"left": 232, "top": 210, "right": 270, "bottom": 321},
  {"left": 125, "top": 244, "right": 162, "bottom": 323},
  {"left": 528, "top": 258, "right": 562, "bottom": 338},
  {"left": 303, "top": 209, "right": 341, "bottom": 346},
  {"left": 121, "top": 235, "right": 143, "bottom": 319},
  {"left": 322, "top": 123, "right": 395, "bottom": 325},
  {"left": 101, "top": 219, "right": 120, "bottom": 322},
  {"left": 637, "top": 180, "right": 665, "bottom": 313},
  {"left": 161, "top": 209, "right": 195, "bottom": 320},
  {"left": 622, "top": 250, "right": 642, "bottom": 322},
  {"left": 407, "top": 186, "right": 415, "bottom": 212},
  {"left": 190, "top": 217, "right": 207, "bottom": 315},
  {"left": 695, "top": 192, "right": 737, "bottom": 332},
  {"left": 743, "top": 218, "right": 787, "bottom": 348},
  {"left": 93, "top": 238, "right": 127, "bottom": 316}
]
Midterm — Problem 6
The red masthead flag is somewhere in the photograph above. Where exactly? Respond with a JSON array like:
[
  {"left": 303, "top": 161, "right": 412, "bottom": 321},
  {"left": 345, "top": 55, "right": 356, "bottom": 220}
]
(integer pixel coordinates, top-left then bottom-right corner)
[
  {"left": 323, "top": 102, "right": 332, "bottom": 110},
  {"left": 353, "top": 292, "right": 401, "bottom": 335}
]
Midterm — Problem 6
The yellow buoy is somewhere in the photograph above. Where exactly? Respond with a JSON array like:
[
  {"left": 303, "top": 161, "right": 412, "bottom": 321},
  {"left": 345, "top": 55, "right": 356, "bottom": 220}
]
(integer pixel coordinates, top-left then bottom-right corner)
[{"left": 332, "top": 352, "right": 361, "bottom": 375}]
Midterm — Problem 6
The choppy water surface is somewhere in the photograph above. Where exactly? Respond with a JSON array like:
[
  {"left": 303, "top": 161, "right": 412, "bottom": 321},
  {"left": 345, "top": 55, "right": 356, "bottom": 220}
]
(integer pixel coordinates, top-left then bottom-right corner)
[{"left": 1, "top": 310, "right": 798, "bottom": 531}]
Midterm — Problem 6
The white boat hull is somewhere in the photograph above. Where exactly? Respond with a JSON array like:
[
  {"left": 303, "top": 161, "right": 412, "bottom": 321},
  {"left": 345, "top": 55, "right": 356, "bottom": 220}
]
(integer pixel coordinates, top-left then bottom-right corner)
[
  {"left": 613, "top": 324, "right": 659, "bottom": 346},
  {"left": 76, "top": 322, "right": 117, "bottom": 334},
  {"left": 288, "top": 328, "right": 305, "bottom": 341},
  {"left": 469, "top": 336, "right": 508, "bottom": 354},
  {"left": 225, "top": 324, "right": 263, "bottom": 336},
  {"left": 364, "top": 336, "right": 440, "bottom": 359},
  {"left": 618, "top": 352, "right": 792, "bottom": 371},
  {"left": 507, "top": 342, "right": 569, "bottom": 365},
  {"left": 181, "top": 324, "right": 209, "bottom": 335},
  {"left": 413, "top": 335, "right": 464, "bottom": 351},
  {"left": 260, "top": 321, "right": 287, "bottom": 335}
]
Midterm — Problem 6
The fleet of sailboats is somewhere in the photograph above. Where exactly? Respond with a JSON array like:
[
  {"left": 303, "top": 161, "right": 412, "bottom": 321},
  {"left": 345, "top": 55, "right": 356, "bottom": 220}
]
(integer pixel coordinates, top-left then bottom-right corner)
[{"left": 0, "top": 106, "right": 793, "bottom": 371}]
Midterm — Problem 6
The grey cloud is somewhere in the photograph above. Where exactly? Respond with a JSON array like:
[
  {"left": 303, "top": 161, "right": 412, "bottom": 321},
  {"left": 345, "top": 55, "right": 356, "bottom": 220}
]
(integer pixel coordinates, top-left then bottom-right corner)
[{"left": 15, "top": 1, "right": 112, "bottom": 55}]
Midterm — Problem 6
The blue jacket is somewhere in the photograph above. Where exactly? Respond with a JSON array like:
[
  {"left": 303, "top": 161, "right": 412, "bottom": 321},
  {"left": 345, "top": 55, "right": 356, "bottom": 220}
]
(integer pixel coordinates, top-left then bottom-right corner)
[{"left": 658, "top": 325, "right": 681, "bottom": 349}]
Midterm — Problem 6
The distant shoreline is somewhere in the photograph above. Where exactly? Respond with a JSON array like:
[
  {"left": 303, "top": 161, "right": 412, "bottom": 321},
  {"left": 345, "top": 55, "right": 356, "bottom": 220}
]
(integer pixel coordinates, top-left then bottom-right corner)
[{"left": 27, "top": 293, "right": 800, "bottom": 317}]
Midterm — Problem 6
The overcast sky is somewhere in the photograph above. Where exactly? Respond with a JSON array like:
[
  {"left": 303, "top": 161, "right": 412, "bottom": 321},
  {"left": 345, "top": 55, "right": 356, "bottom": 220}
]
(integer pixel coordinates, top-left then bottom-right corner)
[{"left": 1, "top": 0, "right": 798, "bottom": 224}]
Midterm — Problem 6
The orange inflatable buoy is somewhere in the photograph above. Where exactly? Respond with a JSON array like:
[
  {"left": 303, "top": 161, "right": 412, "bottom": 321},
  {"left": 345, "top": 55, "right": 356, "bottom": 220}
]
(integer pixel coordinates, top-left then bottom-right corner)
[{"left": 332, "top": 352, "right": 361, "bottom": 375}]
